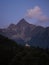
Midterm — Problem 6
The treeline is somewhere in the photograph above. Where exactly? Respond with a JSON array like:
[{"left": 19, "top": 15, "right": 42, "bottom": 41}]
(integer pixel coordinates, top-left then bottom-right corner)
[{"left": 0, "top": 34, "right": 49, "bottom": 65}]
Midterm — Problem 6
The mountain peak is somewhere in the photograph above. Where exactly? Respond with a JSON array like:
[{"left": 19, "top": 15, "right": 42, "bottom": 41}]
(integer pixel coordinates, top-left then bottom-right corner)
[
  {"left": 7, "top": 23, "right": 17, "bottom": 31},
  {"left": 20, "top": 18, "right": 25, "bottom": 21},
  {"left": 8, "top": 24, "right": 16, "bottom": 28},
  {"left": 17, "top": 18, "right": 29, "bottom": 26}
]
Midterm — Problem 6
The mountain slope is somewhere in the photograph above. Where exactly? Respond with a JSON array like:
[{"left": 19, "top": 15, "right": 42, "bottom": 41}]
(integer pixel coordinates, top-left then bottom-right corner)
[{"left": 29, "top": 26, "right": 49, "bottom": 48}]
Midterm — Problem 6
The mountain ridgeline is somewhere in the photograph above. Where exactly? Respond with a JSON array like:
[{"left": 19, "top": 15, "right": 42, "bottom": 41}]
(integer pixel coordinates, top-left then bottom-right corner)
[{"left": 0, "top": 18, "right": 49, "bottom": 48}]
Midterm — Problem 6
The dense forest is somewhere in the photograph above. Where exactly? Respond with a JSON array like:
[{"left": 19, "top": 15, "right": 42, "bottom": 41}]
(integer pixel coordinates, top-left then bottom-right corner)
[{"left": 0, "top": 34, "right": 49, "bottom": 65}]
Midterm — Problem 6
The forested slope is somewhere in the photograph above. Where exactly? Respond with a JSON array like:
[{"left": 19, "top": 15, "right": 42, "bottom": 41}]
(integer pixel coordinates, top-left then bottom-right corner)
[{"left": 0, "top": 34, "right": 49, "bottom": 65}]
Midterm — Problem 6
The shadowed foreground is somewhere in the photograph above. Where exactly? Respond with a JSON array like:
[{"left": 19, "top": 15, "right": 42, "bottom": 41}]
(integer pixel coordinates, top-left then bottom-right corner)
[{"left": 0, "top": 34, "right": 49, "bottom": 65}]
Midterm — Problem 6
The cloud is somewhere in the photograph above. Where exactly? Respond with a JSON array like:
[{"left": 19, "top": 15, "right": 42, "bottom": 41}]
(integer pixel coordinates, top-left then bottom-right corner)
[
  {"left": 38, "top": 15, "right": 49, "bottom": 21},
  {"left": 26, "top": 6, "right": 49, "bottom": 21}
]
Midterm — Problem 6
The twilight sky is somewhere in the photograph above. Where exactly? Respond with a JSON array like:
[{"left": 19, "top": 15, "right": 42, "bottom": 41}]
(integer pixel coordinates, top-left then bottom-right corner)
[{"left": 0, "top": 0, "right": 49, "bottom": 28}]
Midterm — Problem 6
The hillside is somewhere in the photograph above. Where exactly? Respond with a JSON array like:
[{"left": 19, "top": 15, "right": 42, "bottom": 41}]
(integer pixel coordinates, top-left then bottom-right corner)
[
  {"left": 0, "top": 34, "right": 49, "bottom": 65},
  {"left": 0, "top": 34, "right": 18, "bottom": 65}
]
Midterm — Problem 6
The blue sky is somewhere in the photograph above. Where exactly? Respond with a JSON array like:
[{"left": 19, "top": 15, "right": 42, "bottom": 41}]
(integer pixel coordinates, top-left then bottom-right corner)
[{"left": 0, "top": 0, "right": 49, "bottom": 28}]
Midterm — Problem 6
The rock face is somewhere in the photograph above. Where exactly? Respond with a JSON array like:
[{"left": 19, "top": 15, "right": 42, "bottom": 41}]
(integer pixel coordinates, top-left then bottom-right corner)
[
  {"left": 0, "top": 18, "right": 36, "bottom": 41},
  {"left": 0, "top": 18, "right": 49, "bottom": 48}
]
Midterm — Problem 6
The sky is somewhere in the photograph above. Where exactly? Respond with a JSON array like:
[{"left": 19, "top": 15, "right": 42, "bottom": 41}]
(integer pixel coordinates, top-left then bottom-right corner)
[{"left": 0, "top": 0, "right": 49, "bottom": 28}]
